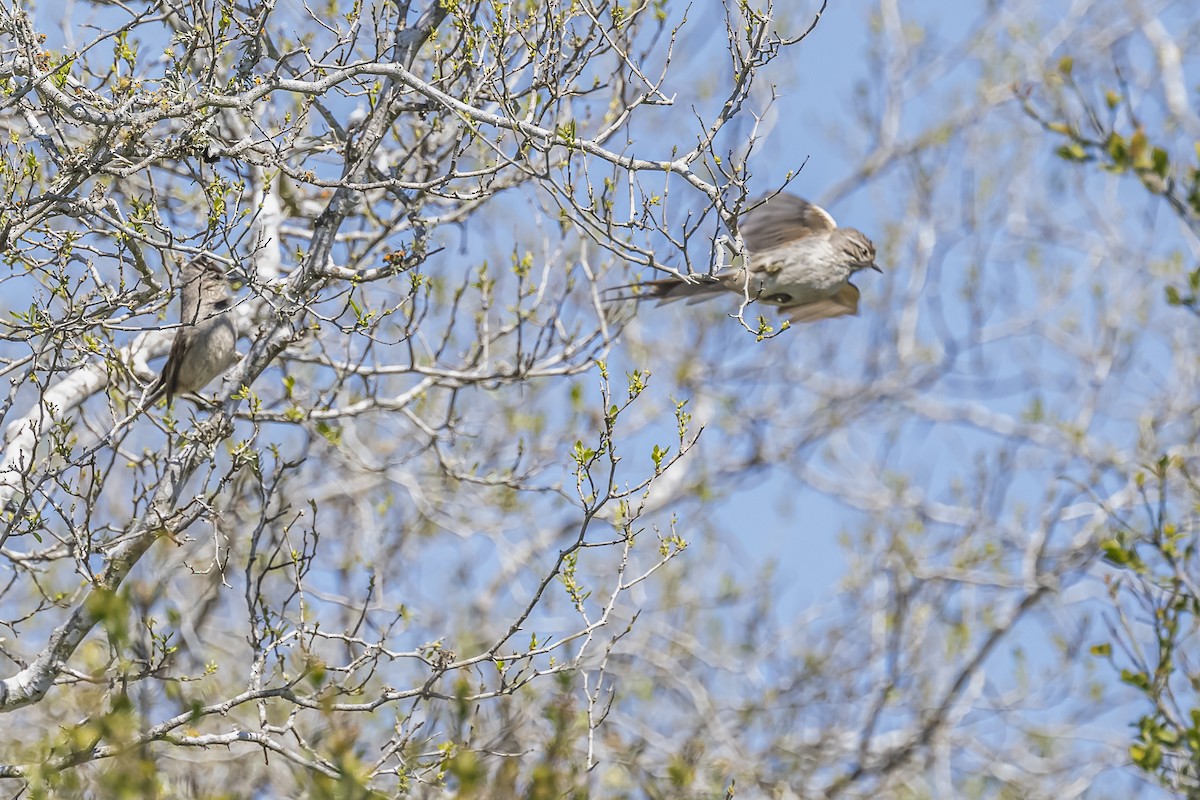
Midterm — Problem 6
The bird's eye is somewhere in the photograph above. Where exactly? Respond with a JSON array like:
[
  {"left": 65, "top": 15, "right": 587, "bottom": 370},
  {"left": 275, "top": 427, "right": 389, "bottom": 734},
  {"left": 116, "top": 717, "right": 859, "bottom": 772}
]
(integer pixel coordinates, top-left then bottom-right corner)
[{"left": 765, "top": 292, "right": 792, "bottom": 304}]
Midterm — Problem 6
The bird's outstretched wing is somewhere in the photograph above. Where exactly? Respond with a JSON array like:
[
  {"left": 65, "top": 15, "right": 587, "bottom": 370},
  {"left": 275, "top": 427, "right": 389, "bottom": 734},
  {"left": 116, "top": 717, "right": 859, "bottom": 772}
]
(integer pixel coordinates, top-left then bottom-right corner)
[
  {"left": 737, "top": 194, "right": 836, "bottom": 253},
  {"left": 781, "top": 282, "right": 861, "bottom": 323}
]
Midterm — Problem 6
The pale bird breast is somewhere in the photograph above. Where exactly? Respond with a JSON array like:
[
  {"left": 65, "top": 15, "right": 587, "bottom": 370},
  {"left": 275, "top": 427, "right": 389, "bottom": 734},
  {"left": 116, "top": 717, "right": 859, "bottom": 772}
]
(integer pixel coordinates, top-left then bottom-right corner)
[{"left": 745, "top": 238, "right": 851, "bottom": 297}]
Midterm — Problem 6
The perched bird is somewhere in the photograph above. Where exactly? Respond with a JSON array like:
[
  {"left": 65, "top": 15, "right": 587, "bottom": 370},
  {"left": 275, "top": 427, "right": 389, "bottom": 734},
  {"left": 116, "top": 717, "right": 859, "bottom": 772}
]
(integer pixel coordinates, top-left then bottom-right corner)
[
  {"left": 626, "top": 194, "right": 881, "bottom": 322},
  {"left": 151, "top": 256, "right": 238, "bottom": 407}
]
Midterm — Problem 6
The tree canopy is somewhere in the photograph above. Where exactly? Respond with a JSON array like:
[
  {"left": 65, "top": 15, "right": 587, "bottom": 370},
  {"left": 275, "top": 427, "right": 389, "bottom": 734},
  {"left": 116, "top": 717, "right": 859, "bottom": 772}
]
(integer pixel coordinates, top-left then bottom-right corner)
[{"left": 0, "top": 0, "right": 1197, "bottom": 797}]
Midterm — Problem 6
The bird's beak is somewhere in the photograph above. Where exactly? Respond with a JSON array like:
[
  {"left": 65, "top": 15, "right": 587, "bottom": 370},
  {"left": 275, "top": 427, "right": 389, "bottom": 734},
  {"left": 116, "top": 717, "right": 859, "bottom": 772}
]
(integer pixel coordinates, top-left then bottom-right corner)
[{"left": 868, "top": 263, "right": 882, "bottom": 273}]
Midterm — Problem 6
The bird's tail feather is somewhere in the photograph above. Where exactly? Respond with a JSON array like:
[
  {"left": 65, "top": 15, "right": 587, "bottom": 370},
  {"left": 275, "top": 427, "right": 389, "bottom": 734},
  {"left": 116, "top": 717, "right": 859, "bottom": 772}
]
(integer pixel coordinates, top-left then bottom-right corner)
[{"left": 606, "top": 275, "right": 726, "bottom": 305}]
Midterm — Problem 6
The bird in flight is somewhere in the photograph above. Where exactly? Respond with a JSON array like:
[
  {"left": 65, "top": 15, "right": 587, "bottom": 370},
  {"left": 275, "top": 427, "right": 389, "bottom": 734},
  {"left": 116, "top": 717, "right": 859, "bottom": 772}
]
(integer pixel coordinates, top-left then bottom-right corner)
[{"left": 624, "top": 194, "right": 881, "bottom": 322}]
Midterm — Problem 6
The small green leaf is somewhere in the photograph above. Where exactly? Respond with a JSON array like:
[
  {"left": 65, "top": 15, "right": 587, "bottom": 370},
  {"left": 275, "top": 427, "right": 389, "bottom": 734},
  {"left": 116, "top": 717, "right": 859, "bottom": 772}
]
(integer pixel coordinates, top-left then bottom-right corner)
[
  {"left": 1130, "top": 741, "right": 1163, "bottom": 770},
  {"left": 1120, "top": 669, "right": 1150, "bottom": 691},
  {"left": 1151, "top": 147, "right": 1170, "bottom": 178},
  {"left": 1106, "top": 133, "right": 1128, "bottom": 168},
  {"left": 1102, "top": 538, "right": 1134, "bottom": 566},
  {"left": 1129, "top": 128, "right": 1150, "bottom": 169},
  {"left": 1055, "top": 143, "right": 1090, "bottom": 162},
  {"left": 315, "top": 421, "right": 342, "bottom": 446}
]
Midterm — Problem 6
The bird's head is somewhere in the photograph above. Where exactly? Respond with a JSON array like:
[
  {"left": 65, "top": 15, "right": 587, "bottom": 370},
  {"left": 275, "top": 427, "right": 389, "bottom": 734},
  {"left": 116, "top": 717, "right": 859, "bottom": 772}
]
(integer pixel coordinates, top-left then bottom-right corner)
[
  {"left": 835, "top": 228, "right": 881, "bottom": 273},
  {"left": 178, "top": 255, "right": 234, "bottom": 309},
  {"left": 180, "top": 254, "right": 229, "bottom": 282}
]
